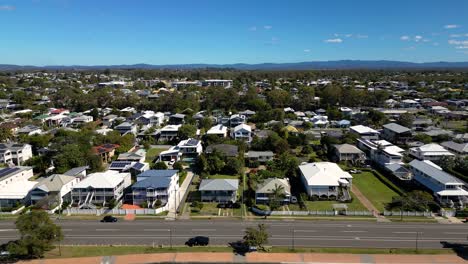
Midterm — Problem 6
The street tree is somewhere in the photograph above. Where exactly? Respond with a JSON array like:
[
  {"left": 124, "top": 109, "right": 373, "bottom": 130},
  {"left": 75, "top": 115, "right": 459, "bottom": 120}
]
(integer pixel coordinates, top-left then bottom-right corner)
[{"left": 243, "top": 224, "right": 269, "bottom": 250}]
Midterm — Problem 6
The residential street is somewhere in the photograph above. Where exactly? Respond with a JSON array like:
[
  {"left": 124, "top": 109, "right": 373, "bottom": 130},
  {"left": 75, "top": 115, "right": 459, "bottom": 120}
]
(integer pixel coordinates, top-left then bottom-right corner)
[{"left": 1, "top": 220, "right": 467, "bottom": 249}]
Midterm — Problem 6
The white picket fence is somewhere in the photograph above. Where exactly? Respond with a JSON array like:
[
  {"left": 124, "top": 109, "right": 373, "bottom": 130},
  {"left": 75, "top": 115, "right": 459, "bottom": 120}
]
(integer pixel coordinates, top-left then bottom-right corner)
[
  {"left": 0, "top": 206, "right": 25, "bottom": 215},
  {"left": 66, "top": 205, "right": 168, "bottom": 216},
  {"left": 383, "top": 211, "right": 432, "bottom": 217},
  {"left": 251, "top": 207, "right": 372, "bottom": 216}
]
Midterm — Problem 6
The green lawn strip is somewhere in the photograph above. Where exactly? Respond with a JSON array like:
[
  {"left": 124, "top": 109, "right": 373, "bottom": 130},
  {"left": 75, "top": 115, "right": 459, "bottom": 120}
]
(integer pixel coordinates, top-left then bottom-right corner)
[
  {"left": 352, "top": 171, "right": 399, "bottom": 212},
  {"left": 208, "top": 174, "right": 239, "bottom": 179},
  {"left": 44, "top": 245, "right": 454, "bottom": 259},
  {"left": 386, "top": 216, "right": 438, "bottom": 223},
  {"left": 145, "top": 147, "right": 169, "bottom": 162}
]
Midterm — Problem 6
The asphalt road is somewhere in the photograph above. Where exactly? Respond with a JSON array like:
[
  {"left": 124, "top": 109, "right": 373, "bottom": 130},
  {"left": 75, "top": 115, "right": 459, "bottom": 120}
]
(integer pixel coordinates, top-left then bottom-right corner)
[{"left": 0, "top": 220, "right": 467, "bottom": 249}]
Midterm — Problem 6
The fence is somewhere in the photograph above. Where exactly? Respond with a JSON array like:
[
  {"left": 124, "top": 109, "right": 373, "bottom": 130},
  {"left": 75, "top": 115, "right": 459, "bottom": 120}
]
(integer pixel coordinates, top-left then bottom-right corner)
[
  {"left": 383, "top": 211, "right": 432, "bottom": 217},
  {"left": 0, "top": 206, "right": 25, "bottom": 215},
  {"left": 251, "top": 207, "right": 372, "bottom": 216},
  {"left": 66, "top": 205, "right": 168, "bottom": 216}
]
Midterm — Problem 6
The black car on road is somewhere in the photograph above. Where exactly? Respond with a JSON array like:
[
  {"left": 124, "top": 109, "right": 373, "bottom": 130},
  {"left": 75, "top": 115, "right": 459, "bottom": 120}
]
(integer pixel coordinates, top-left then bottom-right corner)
[
  {"left": 185, "top": 236, "right": 209, "bottom": 246},
  {"left": 100, "top": 215, "right": 118, "bottom": 222}
]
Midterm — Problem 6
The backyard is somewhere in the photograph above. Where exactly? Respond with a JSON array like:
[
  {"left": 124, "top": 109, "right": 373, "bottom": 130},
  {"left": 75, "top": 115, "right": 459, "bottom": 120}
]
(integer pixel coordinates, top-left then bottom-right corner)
[
  {"left": 351, "top": 171, "right": 400, "bottom": 212},
  {"left": 145, "top": 146, "right": 169, "bottom": 162}
]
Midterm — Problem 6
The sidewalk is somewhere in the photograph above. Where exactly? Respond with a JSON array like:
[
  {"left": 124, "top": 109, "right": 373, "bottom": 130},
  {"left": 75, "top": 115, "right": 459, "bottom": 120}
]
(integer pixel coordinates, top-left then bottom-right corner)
[
  {"left": 20, "top": 252, "right": 466, "bottom": 264},
  {"left": 167, "top": 171, "right": 194, "bottom": 219}
]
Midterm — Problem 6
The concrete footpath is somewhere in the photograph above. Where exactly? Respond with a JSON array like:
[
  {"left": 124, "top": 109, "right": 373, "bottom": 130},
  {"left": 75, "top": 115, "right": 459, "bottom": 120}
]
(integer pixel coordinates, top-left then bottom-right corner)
[{"left": 20, "top": 252, "right": 466, "bottom": 264}]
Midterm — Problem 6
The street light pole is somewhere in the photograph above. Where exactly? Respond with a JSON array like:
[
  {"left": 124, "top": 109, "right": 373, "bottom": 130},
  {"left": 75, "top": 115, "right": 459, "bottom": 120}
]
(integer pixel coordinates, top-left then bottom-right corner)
[{"left": 415, "top": 232, "right": 420, "bottom": 253}]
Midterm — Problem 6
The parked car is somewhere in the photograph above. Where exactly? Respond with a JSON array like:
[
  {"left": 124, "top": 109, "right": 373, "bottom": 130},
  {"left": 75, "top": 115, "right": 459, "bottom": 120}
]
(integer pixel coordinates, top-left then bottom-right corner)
[
  {"left": 290, "top": 196, "right": 298, "bottom": 204},
  {"left": 229, "top": 241, "right": 257, "bottom": 253},
  {"left": 185, "top": 236, "right": 209, "bottom": 246},
  {"left": 100, "top": 215, "right": 118, "bottom": 222},
  {"left": 168, "top": 159, "right": 175, "bottom": 166}
]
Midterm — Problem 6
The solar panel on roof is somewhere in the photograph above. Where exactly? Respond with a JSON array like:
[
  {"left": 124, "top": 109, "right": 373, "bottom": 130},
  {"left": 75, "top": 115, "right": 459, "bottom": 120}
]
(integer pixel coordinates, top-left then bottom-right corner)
[
  {"left": 0, "top": 167, "right": 20, "bottom": 178},
  {"left": 132, "top": 163, "right": 145, "bottom": 170}
]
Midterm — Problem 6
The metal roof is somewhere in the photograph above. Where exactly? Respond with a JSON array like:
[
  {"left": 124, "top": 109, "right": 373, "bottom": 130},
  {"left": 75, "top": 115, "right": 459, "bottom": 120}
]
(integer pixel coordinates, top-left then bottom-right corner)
[
  {"left": 199, "top": 179, "right": 239, "bottom": 191},
  {"left": 410, "top": 159, "right": 464, "bottom": 185}
]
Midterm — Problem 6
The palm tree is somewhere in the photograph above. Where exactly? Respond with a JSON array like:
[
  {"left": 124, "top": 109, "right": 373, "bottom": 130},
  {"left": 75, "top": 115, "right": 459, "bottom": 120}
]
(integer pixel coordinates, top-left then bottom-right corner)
[{"left": 269, "top": 183, "right": 286, "bottom": 210}]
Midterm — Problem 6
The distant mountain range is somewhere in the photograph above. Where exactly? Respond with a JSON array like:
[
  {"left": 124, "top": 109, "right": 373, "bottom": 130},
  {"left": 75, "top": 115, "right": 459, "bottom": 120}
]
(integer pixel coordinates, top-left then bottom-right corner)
[{"left": 2, "top": 60, "right": 468, "bottom": 71}]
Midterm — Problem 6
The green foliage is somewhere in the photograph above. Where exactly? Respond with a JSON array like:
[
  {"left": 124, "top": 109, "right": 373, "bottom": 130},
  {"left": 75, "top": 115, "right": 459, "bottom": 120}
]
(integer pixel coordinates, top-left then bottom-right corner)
[
  {"left": 7, "top": 211, "right": 63, "bottom": 259},
  {"left": 386, "top": 190, "right": 436, "bottom": 212},
  {"left": 152, "top": 161, "right": 168, "bottom": 170},
  {"left": 398, "top": 113, "right": 414, "bottom": 128},
  {"left": 154, "top": 199, "right": 162, "bottom": 208},
  {"left": 414, "top": 133, "right": 432, "bottom": 144},
  {"left": 223, "top": 157, "right": 243, "bottom": 175},
  {"left": 243, "top": 224, "right": 269, "bottom": 250},
  {"left": 0, "top": 127, "right": 13, "bottom": 142},
  {"left": 178, "top": 124, "right": 197, "bottom": 140},
  {"left": 172, "top": 161, "right": 184, "bottom": 171}
]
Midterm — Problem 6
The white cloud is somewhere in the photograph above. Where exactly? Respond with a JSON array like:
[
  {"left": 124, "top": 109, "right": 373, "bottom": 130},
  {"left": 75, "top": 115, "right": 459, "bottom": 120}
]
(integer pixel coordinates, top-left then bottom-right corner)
[
  {"left": 448, "top": 39, "right": 468, "bottom": 45},
  {"left": 456, "top": 46, "right": 468, "bottom": 49},
  {"left": 404, "top": 46, "right": 416, "bottom": 51},
  {"left": 450, "top": 33, "right": 468, "bottom": 38},
  {"left": 248, "top": 26, "right": 257, "bottom": 31},
  {"left": 324, "top": 38, "right": 343, "bottom": 43},
  {"left": 400, "top": 35, "right": 410, "bottom": 41},
  {"left": 414, "top": 35, "right": 423, "bottom": 42},
  {"left": 0, "top": 5, "right": 15, "bottom": 11},
  {"left": 356, "top": 34, "right": 369, "bottom": 39},
  {"left": 303, "top": 49, "right": 311, "bottom": 53},
  {"left": 445, "top": 24, "right": 460, "bottom": 29},
  {"left": 263, "top": 25, "right": 272, "bottom": 30}
]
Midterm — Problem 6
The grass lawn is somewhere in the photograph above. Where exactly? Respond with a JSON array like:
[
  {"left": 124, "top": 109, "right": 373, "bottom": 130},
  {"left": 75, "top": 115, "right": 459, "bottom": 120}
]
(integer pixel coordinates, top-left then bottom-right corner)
[
  {"left": 145, "top": 147, "right": 169, "bottom": 162},
  {"left": 208, "top": 174, "right": 239, "bottom": 179},
  {"left": 190, "top": 202, "right": 219, "bottom": 216},
  {"left": 352, "top": 171, "right": 399, "bottom": 212},
  {"left": 43, "top": 245, "right": 454, "bottom": 259},
  {"left": 303, "top": 192, "right": 367, "bottom": 211}
]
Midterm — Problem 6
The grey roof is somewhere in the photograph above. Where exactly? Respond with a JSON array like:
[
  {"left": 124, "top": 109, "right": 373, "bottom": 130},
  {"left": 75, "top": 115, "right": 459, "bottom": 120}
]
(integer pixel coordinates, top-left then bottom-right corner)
[
  {"left": 441, "top": 141, "right": 468, "bottom": 154},
  {"left": 171, "top": 113, "right": 185, "bottom": 119},
  {"left": 63, "top": 166, "right": 88, "bottom": 176},
  {"left": 0, "top": 166, "right": 32, "bottom": 181},
  {"left": 137, "top": 170, "right": 178, "bottom": 179},
  {"left": 409, "top": 159, "right": 464, "bottom": 185},
  {"left": 256, "top": 178, "right": 291, "bottom": 195},
  {"left": 246, "top": 151, "right": 274, "bottom": 158},
  {"left": 199, "top": 179, "right": 239, "bottom": 191},
  {"left": 205, "top": 144, "right": 239, "bottom": 157},
  {"left": 333, "top": 144, "right": 364, "bottom": 154},
  {"left": 383, "top": 123, "right": 411, "bottom": 134},
  {"left": 33, "top": 174, "right": 76, "bottom": 193}
]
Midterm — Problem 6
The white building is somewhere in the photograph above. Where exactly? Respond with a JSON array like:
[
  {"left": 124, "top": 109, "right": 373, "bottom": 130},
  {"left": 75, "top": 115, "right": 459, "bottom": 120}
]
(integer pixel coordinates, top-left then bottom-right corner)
[
  {"left": 0, "top": 167, "right": 37, "bottom": 207},
  {"left": 231, "top": 124, "right": 252, "bottom": 142},
  {"left": 357, "top": 139, "right": 405, "bottom": 166},
  {"left": 409, "top": 143, "right": 455, "bottom": 162},
  {"left": 159, "top": 124, "right": 182, "bottom": 142},
  {"left": 114, "top": 122, "right": 138, "bottom": 135},
  {"left": 299, "top": 162, "right": 353, "bottom": 200},
  {"left": 158, "top": 138, "right": 203, "bottom": 162},
  {"left": 29, "top": 174, "right": 80, "bottom": 209},
  {"left": 0, "top": 143, "right": 33, "bottom": 166},
  {"left": 202, "top": 79, "right": 233, "bottom": 88},
  {"left": 410, "top": 159, "right": 468, "bottom": 207},
  {"left": 71, "top": 170, "right": 131, "bottom": 208},
  {"left": 206, "top": 124, "right": 228, "bottom": 138},
  {"left": 350, "top": 125, "right": 380, "bottom": 140},
  {"left": 132, "top": 170, "right": 179, "bottom": 207}
]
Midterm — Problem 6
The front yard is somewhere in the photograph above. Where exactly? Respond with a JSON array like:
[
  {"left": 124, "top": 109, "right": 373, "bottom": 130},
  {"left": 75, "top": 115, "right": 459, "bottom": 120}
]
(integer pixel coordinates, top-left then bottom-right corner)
[
  {"left": 288, "top": 192, "right": 367, "bottom": 211},
  {"left": 352, "top": 171, "right": 399, "bottom": 212},
  {"left": 145, "top": 147, "right": 169, "bottom": 162}
]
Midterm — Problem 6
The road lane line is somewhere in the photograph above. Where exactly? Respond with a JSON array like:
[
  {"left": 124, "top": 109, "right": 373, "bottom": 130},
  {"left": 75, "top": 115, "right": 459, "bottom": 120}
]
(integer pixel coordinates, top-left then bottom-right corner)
[
  {"left": 294, "top": 230, "right": 317, "bottom": 232},
  {"left": 192, "top": 229, "right": 216, "bottom": 232},
  {"left": 0, "top": 229, "right": 16, "bottom": 232},
  {"left": 392, "top": 231, "right": 416, "bottom": 234},
  {"left": 342, "top": 231, "right": 367, "bottom": 233},
  {"left": 95, "top": 229, "right": 119, "bottom": 231},
  {"left": 143, "top": 229, "right": 170, "bottom": 232}
]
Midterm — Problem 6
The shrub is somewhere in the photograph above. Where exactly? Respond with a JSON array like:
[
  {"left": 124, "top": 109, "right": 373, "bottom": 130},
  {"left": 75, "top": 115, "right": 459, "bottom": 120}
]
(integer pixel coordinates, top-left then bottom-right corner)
[
  {"left": 154, "top": 199, "right": 162, "bottom": 208},
  {"left": 310, "top": 195, "right": 319, "bottom": 201},
  {"left": 255, "top": 204, "right": 270, "bottom": 211}
]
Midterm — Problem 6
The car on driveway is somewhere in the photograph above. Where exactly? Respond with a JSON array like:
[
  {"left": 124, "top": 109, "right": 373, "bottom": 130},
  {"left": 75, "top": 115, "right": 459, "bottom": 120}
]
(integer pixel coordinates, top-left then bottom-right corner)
[
  {"left": 100, "top": 215, "right": 118, "bottom": 222},
  {"left": 185, "top": 236, "right": 209, "bottom": 246}
]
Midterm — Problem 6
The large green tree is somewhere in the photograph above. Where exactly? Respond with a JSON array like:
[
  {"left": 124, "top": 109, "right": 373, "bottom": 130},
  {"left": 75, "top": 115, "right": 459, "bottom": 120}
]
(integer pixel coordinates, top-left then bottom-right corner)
[
  {"left": 7, "top": 211, "right": 63, "bottom": 259},
  {"left": 243, "top": 224, "right": 269, "bottom": 250}
]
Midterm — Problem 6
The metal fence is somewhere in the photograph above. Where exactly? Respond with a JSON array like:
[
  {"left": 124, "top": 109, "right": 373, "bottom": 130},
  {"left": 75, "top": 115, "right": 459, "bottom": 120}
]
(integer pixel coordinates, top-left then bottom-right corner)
[
  {"left": 383, "top": 211, "right": 432, "bottom": 217},
  {"left": 251, "top": 207, "right": 372, "bottom": 216},
  {"left": 66, "top": 205, "right": 168, "bottom": 216}
]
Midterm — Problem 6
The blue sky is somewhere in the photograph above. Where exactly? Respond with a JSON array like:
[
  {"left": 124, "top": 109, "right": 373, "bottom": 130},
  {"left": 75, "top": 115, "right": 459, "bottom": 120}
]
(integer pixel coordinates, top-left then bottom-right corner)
[{"left": 1, "top": 0, "right": 468, "bottom": 65}]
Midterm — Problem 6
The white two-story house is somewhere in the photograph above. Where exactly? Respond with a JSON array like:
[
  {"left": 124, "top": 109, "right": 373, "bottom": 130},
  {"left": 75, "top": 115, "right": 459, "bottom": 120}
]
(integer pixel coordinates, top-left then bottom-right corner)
[
  {"left": 132, "top": 170, "right": 179, "bottom": 208},
  {"left": 231, "top": 124, "right": 252, "bottom": 143},
  {"left": 0, "top": 143, "right": 33, "bottom": 166}
]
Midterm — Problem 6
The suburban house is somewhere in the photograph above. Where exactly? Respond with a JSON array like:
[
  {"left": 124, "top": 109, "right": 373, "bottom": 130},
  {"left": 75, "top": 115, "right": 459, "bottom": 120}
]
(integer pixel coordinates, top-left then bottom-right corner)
[
  {"left": 299, "top": 162, "right": 353, "bottom": 201},
  {"left": 29, "top": 174, "right": 80, "bottom": 209},
  {"left": 350, "top": 125, "right": 380, "bottom": 140},
  {"left": 409, "top": 159, "right": 468, "bottom": 207},
  {"left": 206, "top": 124, "right": 228, "bottom": 138},
  {"left": 71, "top": 170, "right": 131, "bottom": 208},
  {"left": 131, "top": 170, "right": 179, "bottom": 207},
  {"left": 103, "top": 114, "right": 118, "bottom": 127},
  {"left": 16, "top": 125, "right": 42, "bottom": 136},
  {"left": 159, "top": 138, "right": 203, "bottom": 162},
  {"left": 0, "top": 167, "right": 37, "bottom": 208},
  {"left": 169, "top": 113, "right": 186, "bottom": 125},
  {"left": 332, "top": 144, "right": 366, "bottom": 164},
  {"left": 159, "top": 124, "right": 182, "bottom": 142},
  {"left": 357, "top": 139, "right": 405, "bottom": 166},
  {"left": 0, "top": 143, "right": 33, "bottom": 166},
  {"left": 114, "top": 122, "right": 138, "bottom": 135},
  {"left": 199, "top": 179, "right": 239, "bottom": 203},
  {"left": 63, "top": 166, "right": 88, "bottom": 180},
  {"left": 117, "top": 149, "right": 146, "bottom": 163},
  {"left": 201, "top": 79, "right": 233, "bottom": 88},
  {"left": 382, "top": 123, "right": 412, "bottom": 145},
  {"left": 229, "top": 114, "right": 246, "bottom": 127},
  {"left": 109, "top": 160, "right": 150, "bottom": 175},
  {"left": 92, "top": 144, "right": 120, "bottom": 163},
  {"left": 246, "top": 151, "right": 274, "bottom": 163},
  {"left": 231, "top": 124, "right": 252, "bottom": 142},
  {"left": 409, "top": 143, "right": 455, "bottom": 162},
  {"left": 255, "top": 178, "right": 291, "bottom": 205},
  {"left": 205, "top": 144, "right": 239, "bottom": 157},
  {"left": 134, "top": 111, "right": 164, "bottom": 127},
  {"left": 441, "top": 141, "right": 468, "bottom": 156}
]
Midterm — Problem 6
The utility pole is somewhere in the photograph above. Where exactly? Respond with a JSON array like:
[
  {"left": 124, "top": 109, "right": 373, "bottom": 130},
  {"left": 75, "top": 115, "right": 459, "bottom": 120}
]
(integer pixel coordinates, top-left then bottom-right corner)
[{"left": 415, "top": 232, "right": 420, "bottom": 253}]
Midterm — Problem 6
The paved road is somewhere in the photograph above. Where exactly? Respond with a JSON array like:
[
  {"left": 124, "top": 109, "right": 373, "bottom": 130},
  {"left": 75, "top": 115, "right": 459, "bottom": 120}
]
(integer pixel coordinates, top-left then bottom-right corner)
[{"left": 0, "top": 220, "right": 467, "bottom": 249}]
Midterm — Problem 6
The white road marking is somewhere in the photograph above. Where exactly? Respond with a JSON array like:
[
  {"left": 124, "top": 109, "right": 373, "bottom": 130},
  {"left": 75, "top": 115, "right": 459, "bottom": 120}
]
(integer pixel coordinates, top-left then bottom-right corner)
[
  {"left": 0, "top": 229, "right": 15, "bottom": 232},
  {"left": 95, "top": 229, "right": 119, "bottom": 231},
  {"left": 342, "top": 231, "right": 367, "bottom": 233},
  {"left": 443, "top": 232, "right": 464, "bottom": 235},
  {"left": 192, "top": 229, "right": 216, "bottom": 232},
  {"left": 143, "top": 229, "right": 170, "bottom": 232},
  {"left": 392, "top": 231, "right": 416, "bottom": 234},
  {"left": 294, "top": 230, "right": 317, "bottom": 233}
]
